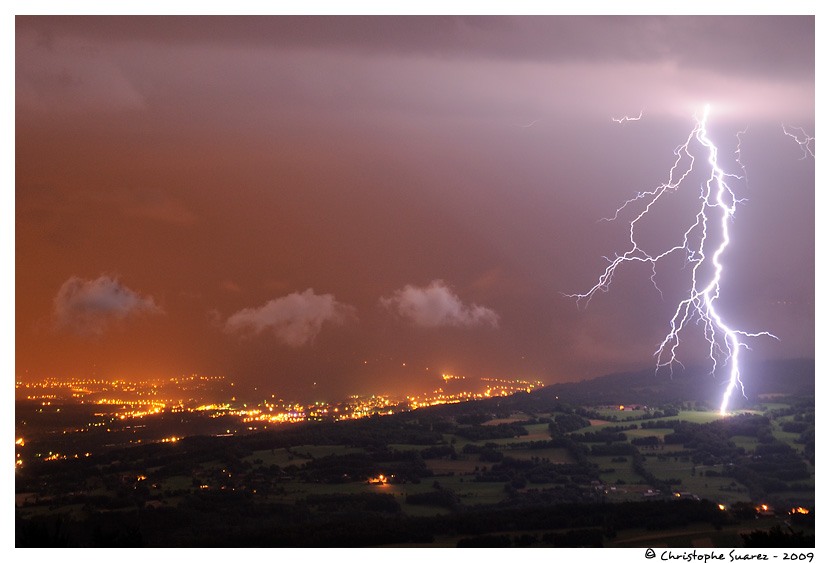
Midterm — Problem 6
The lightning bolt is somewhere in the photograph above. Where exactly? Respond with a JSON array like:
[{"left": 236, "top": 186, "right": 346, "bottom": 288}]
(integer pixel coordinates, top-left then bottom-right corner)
[
  {"left": 612, "top": 109, "right": 644, "bottom": 124},
  {"left": 569, "top": 105, "right": 776, "bottom": 415},
  {"left": 781, "top": 124, "right": 815, "bottom": 159},
  {"left": 518, "top": 119, "right": 540, "bottom": 128},
  {"left": 734, "top": 126, "right": 749, "bottom": 184}
]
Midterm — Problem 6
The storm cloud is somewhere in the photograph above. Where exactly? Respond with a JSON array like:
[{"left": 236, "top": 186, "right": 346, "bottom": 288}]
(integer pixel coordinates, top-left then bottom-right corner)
[
  {"left": 381, "top": 280, "right": 500, "bottom": 328},
  {"left": 53, "top": 275, "right": 162, "bottom": 336},
  {"left": 15, "top": 15, "right": 814, "bottom": 396},
  {"left": 225, "top": 289, "right": 356, "bottom": 347}
]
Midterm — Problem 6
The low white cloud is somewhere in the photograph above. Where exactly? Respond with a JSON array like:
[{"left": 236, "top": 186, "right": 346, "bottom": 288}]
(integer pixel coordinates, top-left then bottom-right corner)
[
  {"left": 54, "top": 275, "right": 162, "bottom": 336},
  {"left": 380, "top": 280, "right": 499, "bottom": 328},
  {"left": 225, "top": 289, "right": 356, "bottom": 347}
]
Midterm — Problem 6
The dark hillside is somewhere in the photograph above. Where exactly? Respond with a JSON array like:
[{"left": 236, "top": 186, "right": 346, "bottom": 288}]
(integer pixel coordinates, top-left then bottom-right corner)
[{"left": 503, "top": 358, "right": 814, "bottom": 412}]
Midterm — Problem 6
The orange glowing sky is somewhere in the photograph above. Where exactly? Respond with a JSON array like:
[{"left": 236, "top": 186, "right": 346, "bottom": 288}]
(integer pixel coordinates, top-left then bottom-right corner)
[{"left": 14, "top": 14, "right": 815, "bottom": 401}]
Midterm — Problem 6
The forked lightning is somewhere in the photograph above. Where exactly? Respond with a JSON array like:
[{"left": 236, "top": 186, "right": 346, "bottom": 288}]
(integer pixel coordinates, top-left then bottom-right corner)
[{"left": 569, "top": 105, "right": 777, "bottom": 415}]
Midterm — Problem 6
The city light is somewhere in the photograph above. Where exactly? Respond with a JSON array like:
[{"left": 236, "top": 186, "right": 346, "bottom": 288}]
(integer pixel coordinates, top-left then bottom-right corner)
[{"left": 15, "top": 373, "right": 544, "bottom": 464}]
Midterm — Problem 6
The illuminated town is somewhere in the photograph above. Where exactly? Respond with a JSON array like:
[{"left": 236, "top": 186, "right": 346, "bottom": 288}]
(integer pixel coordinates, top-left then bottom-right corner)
[
  {"left": 15, "top": 373, "right": 543, "bottom": 465},
  {"left": 14, "top": 365, "right": 814, "bottom": 548}
]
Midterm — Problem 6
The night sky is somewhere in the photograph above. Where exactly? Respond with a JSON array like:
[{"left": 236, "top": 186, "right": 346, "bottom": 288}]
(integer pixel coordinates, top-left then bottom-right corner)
[{"left": 14, "top": 15, "right": 815, "bottom": 401}]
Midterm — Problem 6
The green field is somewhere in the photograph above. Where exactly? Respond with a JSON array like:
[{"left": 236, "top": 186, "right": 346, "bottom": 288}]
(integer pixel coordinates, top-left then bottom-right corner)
[
  {"left": 388, "top": 443, "right": 433, "bottom": 451},
  {"left": 290, "top": 444, "right": 367, "bottom": 458},
  {"left": 772, "top": 427, "right": 808, "bottom": 454},
  {"left": 625, "top": 427, "right": 674, "bottom": 439},
  {"left": 463, "top": 422, "right": 553, "bottom": 446},
  {"left": 243, "top": 447, "right": 299, "bottom": 467},
  {"left": 146, "top": 408, "right": 811, "bottom": 516},
  {"left": 590, "top": 455, "right": 642, "bottom": 487},
  {"left": 747, "top": 402, "right": 793, "bottom": 413},
  {"left": 608, "top": 520, "right": 783, "bottom": 548},
  {"left": 675, "top": 411, "right": 724, "bottom": 423},
  {"left": 730, "top": 435, "right": 759, "bottom": 453},
  {"left": 201, "top": 408, "right": 810, "bottom": 512},
  {"left": 438, "top": 478, "right": 509, "bottom": 505},
  {"left": 481, "top": 414, "right": 533, "bottom": 425},
  {"left": 17, "top": 502, "right": 89, "bottom": 519},
  {"left": 589, "top": 407, "right": 650, "bottom": 420},
  {"left": 160, "top": 474, "right": 194, "bottom": 491},
  {"left": 262, "top": 465, "right": 508, "bottom": 509},
  {"left": 505, "top": 447, "right": 574, "bottom": 463},
  {"left": 521, "top": 422, "right": 554, "bottom": 440},
  {"left": 639, "top": 455, "right": 750, "bottom": 504},
  {"left": 243, "top": 445, "right": 367, "bottom": 467},
  {"left": 425, "top": 457, "right": 485, "bottom": 475},
  {"left": 584, "top": 409, "right": 726, "bottom": 426}
]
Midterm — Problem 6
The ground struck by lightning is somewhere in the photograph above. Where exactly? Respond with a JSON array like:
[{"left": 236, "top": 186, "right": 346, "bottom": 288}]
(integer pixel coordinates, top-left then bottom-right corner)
[{"left": 569, "top": 106, "right": 777, "bottom": 415}]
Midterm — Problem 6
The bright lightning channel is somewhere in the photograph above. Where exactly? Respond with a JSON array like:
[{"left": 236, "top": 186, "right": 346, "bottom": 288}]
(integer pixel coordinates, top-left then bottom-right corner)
[
  {"left": 569, "top": 105, "right": 776, "bottom": 415},
  {"left": 612, "top": 109, "right": 644, "bottom": 124},
  {"left": 781, "top": 124, "right": 815, "bottom": 160}
]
